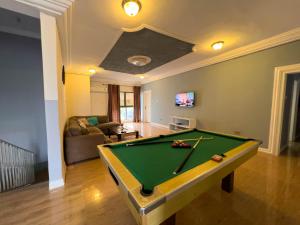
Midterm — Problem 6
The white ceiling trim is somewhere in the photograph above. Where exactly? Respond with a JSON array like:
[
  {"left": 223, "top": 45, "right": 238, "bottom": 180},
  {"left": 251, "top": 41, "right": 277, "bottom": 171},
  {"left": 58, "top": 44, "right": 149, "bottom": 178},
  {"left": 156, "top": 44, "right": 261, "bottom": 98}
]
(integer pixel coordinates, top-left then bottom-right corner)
[
  {"left": 15, "top": 0, "right": 74, "bottom": 15},
  {"left": 59, "top": 5, "right": 72, "bottom": 67},
  {"left": 122, "top": 24, "right": 195, "bottom": 44},
  {"left": 142, "top": 27, "right": 300, "bottom": 84}
]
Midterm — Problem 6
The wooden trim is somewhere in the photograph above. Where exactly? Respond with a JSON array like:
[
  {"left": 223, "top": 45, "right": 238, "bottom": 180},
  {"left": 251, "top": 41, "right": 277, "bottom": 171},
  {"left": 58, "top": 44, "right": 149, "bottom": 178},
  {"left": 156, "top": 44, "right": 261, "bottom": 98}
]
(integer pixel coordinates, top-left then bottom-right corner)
[
  {"left": 258, "top": 147, "right": 271, "bottom": 154},
  {"left": 268, "top": 64, "right": 300, "bottom": 155}
]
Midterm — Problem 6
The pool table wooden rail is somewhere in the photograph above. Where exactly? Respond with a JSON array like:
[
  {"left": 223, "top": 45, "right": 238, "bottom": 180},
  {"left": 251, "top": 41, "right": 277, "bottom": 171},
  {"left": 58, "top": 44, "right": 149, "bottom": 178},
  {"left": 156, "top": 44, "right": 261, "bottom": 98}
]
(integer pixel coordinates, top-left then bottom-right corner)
[{"left": 98, "top": 130, "right": 261, "bottom": 225}]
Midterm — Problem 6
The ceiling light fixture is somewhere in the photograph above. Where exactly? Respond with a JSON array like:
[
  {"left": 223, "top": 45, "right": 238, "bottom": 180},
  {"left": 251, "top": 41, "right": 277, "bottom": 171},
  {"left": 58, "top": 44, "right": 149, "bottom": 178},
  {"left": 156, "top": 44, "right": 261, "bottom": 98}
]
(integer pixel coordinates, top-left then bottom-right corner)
[
  {"left": 89, "top": 69, "right": 96, "bottom": 74},
  {"left": 127, "top": 55, "right": 151, "bottom": 67},
  {"left": 122, "top": 0, "right": 141, "bottom": 17},
  {"left": 139, "top": 75, "right": 144, "bottom": 79},
  {"left": 211, "top": 41, "right": 224, "bottom": 50}
]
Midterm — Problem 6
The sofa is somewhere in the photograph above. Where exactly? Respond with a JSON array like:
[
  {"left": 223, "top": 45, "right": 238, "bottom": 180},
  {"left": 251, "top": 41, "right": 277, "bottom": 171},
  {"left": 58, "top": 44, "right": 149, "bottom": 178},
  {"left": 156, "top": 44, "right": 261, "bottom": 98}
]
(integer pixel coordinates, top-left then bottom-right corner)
[{"left": 64, "top": 115, "right": 120, "bottom": 165}]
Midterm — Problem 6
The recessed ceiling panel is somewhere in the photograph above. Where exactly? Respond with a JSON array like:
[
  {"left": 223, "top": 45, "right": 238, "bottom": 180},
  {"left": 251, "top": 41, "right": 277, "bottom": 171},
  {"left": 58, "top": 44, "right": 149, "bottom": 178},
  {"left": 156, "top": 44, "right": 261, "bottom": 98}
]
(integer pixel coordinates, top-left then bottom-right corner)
[{"left": 99, "top": 28, "right": 194, "bottom": 74}]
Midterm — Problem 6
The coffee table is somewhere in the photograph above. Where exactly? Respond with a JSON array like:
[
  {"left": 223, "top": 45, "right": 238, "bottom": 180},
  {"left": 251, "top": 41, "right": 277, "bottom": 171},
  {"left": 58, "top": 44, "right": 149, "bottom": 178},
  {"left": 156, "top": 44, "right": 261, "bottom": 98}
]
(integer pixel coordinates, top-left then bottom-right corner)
[{"left": 108, "top": 126, "right": 139, "bottom": 141}]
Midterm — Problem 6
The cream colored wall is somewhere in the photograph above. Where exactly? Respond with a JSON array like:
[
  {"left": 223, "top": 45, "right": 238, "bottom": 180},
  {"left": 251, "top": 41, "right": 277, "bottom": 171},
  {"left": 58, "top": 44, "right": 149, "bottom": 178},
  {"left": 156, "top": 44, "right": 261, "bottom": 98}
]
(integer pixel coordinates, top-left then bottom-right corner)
[
  {"left": 89, "top": 81, "right": 134, "bottom": 116},
  {"left": 66, "top": 74, "right": 91, "bottom": 117},
  {"left": 90, "top": 82, "right": 108, "bottom": 116},
  {"left": 120, "top": 85, "right": 134, "bottom": 92}
]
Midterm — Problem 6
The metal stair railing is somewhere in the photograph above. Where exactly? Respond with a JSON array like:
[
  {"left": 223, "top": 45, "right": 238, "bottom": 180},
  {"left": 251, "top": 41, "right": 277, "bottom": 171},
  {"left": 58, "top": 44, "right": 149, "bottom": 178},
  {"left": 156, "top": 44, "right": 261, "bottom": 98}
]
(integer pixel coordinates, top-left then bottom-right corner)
[{"left": 0, "top": 139, "right": 35, "bottom": 192}]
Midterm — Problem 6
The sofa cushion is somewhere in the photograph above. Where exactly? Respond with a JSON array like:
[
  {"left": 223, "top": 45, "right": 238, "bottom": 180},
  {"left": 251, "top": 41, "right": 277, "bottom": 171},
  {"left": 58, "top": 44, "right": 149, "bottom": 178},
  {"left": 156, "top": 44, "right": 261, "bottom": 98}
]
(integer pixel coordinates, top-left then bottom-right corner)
[
  {"left": 87, "top": 126, "right": 103, "bottom": 134},
  {"left": 87, "top": 116, "right": 98, "bottom": 126},
  {"left": 78, "top": 118, "right": 89, "bottom": 129},
  {"left": 97, "top": 116, "right": 109, "bottom": 124},
  {"left": 68, "top": 120, "right": 82, "bottom": 136}
]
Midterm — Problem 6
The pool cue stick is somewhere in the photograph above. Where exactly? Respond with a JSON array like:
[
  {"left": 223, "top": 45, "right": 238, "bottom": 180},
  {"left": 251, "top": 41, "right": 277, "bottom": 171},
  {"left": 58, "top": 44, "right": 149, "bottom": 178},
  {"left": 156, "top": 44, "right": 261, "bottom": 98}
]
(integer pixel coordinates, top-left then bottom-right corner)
[
  {"left": 176, "top": 137, "right": 213, "bottom": 142},
  {"left": 125, "top": 137, "right": 213, "bottom": 147},
  {"left": 126, "top": 140, "right": 174, "bottom": 147},
  {"left": 173, "top": 137, "right": 203, "bottom": 174}
]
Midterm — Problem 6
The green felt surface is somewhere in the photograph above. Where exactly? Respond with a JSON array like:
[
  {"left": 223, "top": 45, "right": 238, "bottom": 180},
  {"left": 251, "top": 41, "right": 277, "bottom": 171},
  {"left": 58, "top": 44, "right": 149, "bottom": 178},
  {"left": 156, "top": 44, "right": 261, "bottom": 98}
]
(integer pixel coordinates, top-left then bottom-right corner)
[{"left": 109, "top": 129, "right": 248, "bottom": 192}]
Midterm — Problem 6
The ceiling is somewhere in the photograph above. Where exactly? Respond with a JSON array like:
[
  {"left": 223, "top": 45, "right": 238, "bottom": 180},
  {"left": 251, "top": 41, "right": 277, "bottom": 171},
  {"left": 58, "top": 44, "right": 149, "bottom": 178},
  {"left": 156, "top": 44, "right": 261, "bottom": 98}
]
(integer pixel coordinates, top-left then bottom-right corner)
[
  {"left": 0, "top": 0, "right": 39, "bottom": 19},
  {"left": 9, "top": 0, "right": 300, "bottom": 85},
  {"left": 0, "top": 7, "right": 40, "bottom": 39},
  {"left": 99, "top": 27, "right": 194, "bottom": 74}
]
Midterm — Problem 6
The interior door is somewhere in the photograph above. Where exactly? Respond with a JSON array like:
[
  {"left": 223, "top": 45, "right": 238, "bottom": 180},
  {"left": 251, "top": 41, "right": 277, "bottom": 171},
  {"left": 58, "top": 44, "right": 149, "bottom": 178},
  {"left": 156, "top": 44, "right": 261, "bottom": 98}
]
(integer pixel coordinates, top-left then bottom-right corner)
[{"left": 143, "top": 90, "right": 151, "bottom": 122}]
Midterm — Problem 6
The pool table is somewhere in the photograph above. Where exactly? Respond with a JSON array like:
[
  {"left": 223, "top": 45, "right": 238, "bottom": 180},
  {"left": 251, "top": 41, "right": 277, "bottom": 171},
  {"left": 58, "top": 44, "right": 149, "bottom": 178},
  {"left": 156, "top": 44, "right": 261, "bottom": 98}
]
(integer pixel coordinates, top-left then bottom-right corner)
[{"left": 98, "top": 129, "right": 261, "bottom": 225}]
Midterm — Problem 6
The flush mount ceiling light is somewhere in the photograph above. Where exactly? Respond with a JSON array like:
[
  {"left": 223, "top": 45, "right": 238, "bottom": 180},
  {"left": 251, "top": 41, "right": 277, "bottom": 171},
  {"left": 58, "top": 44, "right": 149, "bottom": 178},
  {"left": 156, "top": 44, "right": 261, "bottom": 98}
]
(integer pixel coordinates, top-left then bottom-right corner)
[
  {"left": 127, "top": 55, "right": 151, "bottom": 67},
  {"left": 89, "top": 69, "right": 96, "bottom": 74},
  {"left": 211, "top": 41, "right": 224, "bottom": 50},
  {"left": 122, "top": 0, "right": 142, "bottom": 17}
]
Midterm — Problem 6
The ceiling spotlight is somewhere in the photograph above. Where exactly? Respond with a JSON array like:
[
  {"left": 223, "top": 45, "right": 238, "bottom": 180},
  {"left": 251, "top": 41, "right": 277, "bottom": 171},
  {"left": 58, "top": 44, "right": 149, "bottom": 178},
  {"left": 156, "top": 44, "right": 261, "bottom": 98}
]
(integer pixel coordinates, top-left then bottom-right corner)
[
  {"left": 122, "top": 0, "right": 141, "bottom": 17},
  {"left": 89, "top": 69, "right": 96, "bottom": 74},
  {"left": 127, "top": 55, "right": 151, "bottom": 67},
  {"left": 211, "top": 41, "right": 224, "bottom": 50}
]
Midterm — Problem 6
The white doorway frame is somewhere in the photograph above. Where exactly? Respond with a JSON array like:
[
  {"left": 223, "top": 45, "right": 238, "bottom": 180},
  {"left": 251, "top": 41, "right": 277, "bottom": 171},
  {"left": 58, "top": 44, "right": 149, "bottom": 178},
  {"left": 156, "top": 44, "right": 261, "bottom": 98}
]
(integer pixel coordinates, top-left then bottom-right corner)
[
  {"left": 288, "top": 79, "right": 300, "bottom": 142},
  {"left": 142, "top": 90, "right": 151, "bottom": 123},
  {"left": 268, "top": 63, "right": 300, "bottom": 155}
]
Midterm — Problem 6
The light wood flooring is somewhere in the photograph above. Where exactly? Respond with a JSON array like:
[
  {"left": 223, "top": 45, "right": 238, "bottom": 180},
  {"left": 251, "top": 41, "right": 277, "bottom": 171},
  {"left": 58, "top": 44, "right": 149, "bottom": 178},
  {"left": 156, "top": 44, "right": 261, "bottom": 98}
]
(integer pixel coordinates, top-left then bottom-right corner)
[{"left": 1, "top": 123, "right": 300, "bottom": 225}]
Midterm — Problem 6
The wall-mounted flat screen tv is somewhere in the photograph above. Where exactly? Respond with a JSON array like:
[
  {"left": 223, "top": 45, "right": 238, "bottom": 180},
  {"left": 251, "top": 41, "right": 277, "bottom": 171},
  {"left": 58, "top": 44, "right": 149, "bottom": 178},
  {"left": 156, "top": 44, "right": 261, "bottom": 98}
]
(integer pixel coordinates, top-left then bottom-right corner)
[{"left": 175, "top": 91, "right": 195, "bottom": 108}]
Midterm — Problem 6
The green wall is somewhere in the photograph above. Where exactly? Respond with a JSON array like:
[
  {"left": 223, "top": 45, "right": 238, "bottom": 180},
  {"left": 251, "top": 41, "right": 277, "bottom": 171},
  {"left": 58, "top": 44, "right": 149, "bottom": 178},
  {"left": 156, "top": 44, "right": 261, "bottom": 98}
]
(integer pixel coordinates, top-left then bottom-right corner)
[{"left": 142, "top": 40, "right": 300, "bottom": 148}]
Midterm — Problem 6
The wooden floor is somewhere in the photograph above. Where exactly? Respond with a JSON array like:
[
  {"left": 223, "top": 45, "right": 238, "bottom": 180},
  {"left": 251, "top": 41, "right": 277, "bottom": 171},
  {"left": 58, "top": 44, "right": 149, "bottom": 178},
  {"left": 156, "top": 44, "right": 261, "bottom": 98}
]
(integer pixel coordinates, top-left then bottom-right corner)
[{"left": 1, "top": 123, "right": 300, "bottom": 225}]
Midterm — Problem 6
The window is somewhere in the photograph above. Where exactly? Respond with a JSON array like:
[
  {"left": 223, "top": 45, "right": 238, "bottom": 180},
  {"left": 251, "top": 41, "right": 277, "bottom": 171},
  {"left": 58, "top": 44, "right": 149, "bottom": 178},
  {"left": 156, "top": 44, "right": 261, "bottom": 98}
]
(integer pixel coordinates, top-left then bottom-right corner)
[{"left": 120, "top": 92, "right": 134, "bottom": 122}]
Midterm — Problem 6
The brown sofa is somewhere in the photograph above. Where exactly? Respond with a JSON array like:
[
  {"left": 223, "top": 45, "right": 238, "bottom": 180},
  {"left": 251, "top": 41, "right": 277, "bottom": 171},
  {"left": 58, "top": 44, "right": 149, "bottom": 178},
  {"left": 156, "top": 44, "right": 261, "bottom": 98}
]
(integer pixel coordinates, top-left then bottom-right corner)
[{"left": 64, "top": 115, "right": 119, "bottom": 165}]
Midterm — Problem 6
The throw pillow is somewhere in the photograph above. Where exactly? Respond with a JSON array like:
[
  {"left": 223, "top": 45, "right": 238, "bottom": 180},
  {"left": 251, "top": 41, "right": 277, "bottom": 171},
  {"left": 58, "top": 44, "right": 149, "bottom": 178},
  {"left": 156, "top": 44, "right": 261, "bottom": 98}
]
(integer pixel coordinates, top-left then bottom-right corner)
[
  {"left": 87, "top": 116, "right": 98, "bottom": 126},
  {"left": 78, "top": 118, "right": 88, "bottom": 129}
]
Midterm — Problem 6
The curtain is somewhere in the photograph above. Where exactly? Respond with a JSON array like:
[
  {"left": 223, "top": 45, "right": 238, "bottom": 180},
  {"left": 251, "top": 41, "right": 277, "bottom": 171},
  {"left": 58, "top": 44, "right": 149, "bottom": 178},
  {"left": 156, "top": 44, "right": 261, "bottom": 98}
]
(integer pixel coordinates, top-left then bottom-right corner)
[
  {"left": 108, "top": 84, "right": 120, "bottom": 123},
  {"left": 133, "top": 86, "right": 141, "bottom": 122}
]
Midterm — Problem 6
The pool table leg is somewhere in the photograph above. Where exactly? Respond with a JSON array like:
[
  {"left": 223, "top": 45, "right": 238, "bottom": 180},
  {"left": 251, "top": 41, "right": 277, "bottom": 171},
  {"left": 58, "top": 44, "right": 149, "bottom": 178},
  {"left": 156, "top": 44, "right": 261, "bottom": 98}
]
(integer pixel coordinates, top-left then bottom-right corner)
[
  {"left": 117, "top": 134, "right": 122, "bottom": 142},
  {"left": 221, "top": 171, "right": 234, "bottom": 193},
  {"left": 160, "top": 214, "right": 176, "bottom": 225}
]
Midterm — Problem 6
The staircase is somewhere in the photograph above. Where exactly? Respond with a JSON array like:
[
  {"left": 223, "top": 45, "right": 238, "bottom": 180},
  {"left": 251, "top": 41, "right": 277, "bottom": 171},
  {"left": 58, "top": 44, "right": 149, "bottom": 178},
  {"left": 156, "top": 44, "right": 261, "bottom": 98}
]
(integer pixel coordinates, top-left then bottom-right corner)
[{"left": 0, "top": 139, "right": 35, "bottom": 192}]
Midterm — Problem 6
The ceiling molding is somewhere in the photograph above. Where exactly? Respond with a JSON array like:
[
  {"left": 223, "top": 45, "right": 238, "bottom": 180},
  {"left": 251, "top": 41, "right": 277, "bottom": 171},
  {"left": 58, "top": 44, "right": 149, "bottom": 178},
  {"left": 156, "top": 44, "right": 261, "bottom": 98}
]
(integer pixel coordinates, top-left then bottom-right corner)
[
  {"left": 142, "top": 27, "right": 300, "bottom": 84},
  {"left": 0, "top": 0, "right": 40, "bottom": 18},
  {"left": 58, "top": 5, "right": 73, "bottom": 68},
  {"left": 122, "top": 24, "right": 195, "bottom": 44},
  {"left": 15, "top": 0, "right": 74, "bottom": 15}
]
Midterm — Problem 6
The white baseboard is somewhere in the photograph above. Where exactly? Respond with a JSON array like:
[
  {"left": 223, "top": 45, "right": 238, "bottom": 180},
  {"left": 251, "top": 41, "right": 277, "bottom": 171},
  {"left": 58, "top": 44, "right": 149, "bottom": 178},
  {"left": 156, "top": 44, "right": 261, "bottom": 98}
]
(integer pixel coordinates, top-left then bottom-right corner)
[
  {"left": 49, "top": 178, "right": 65, "bottom": 190},
  {"left": 258, "top": 147, "right": 272, "bottom": 154},
  {"left": 151, "top": 122, "right": 169, "bottom": 129}
]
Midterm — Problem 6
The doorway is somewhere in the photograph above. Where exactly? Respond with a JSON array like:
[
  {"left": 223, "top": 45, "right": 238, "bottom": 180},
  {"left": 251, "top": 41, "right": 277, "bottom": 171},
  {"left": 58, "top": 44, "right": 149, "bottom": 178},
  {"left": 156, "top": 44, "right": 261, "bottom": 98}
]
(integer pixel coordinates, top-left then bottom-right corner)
[
  {"left": 280, "top": 74, "right": 300, "bottom": 152},
  {"left": 288, "top": 78, "right": 300, "bottom": 142},
  {"left": 143, "top": 90, "right": 151, "bottom": 122},
  {"left": 269, "top": 64, "right": 300, "bottom": 155}
]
